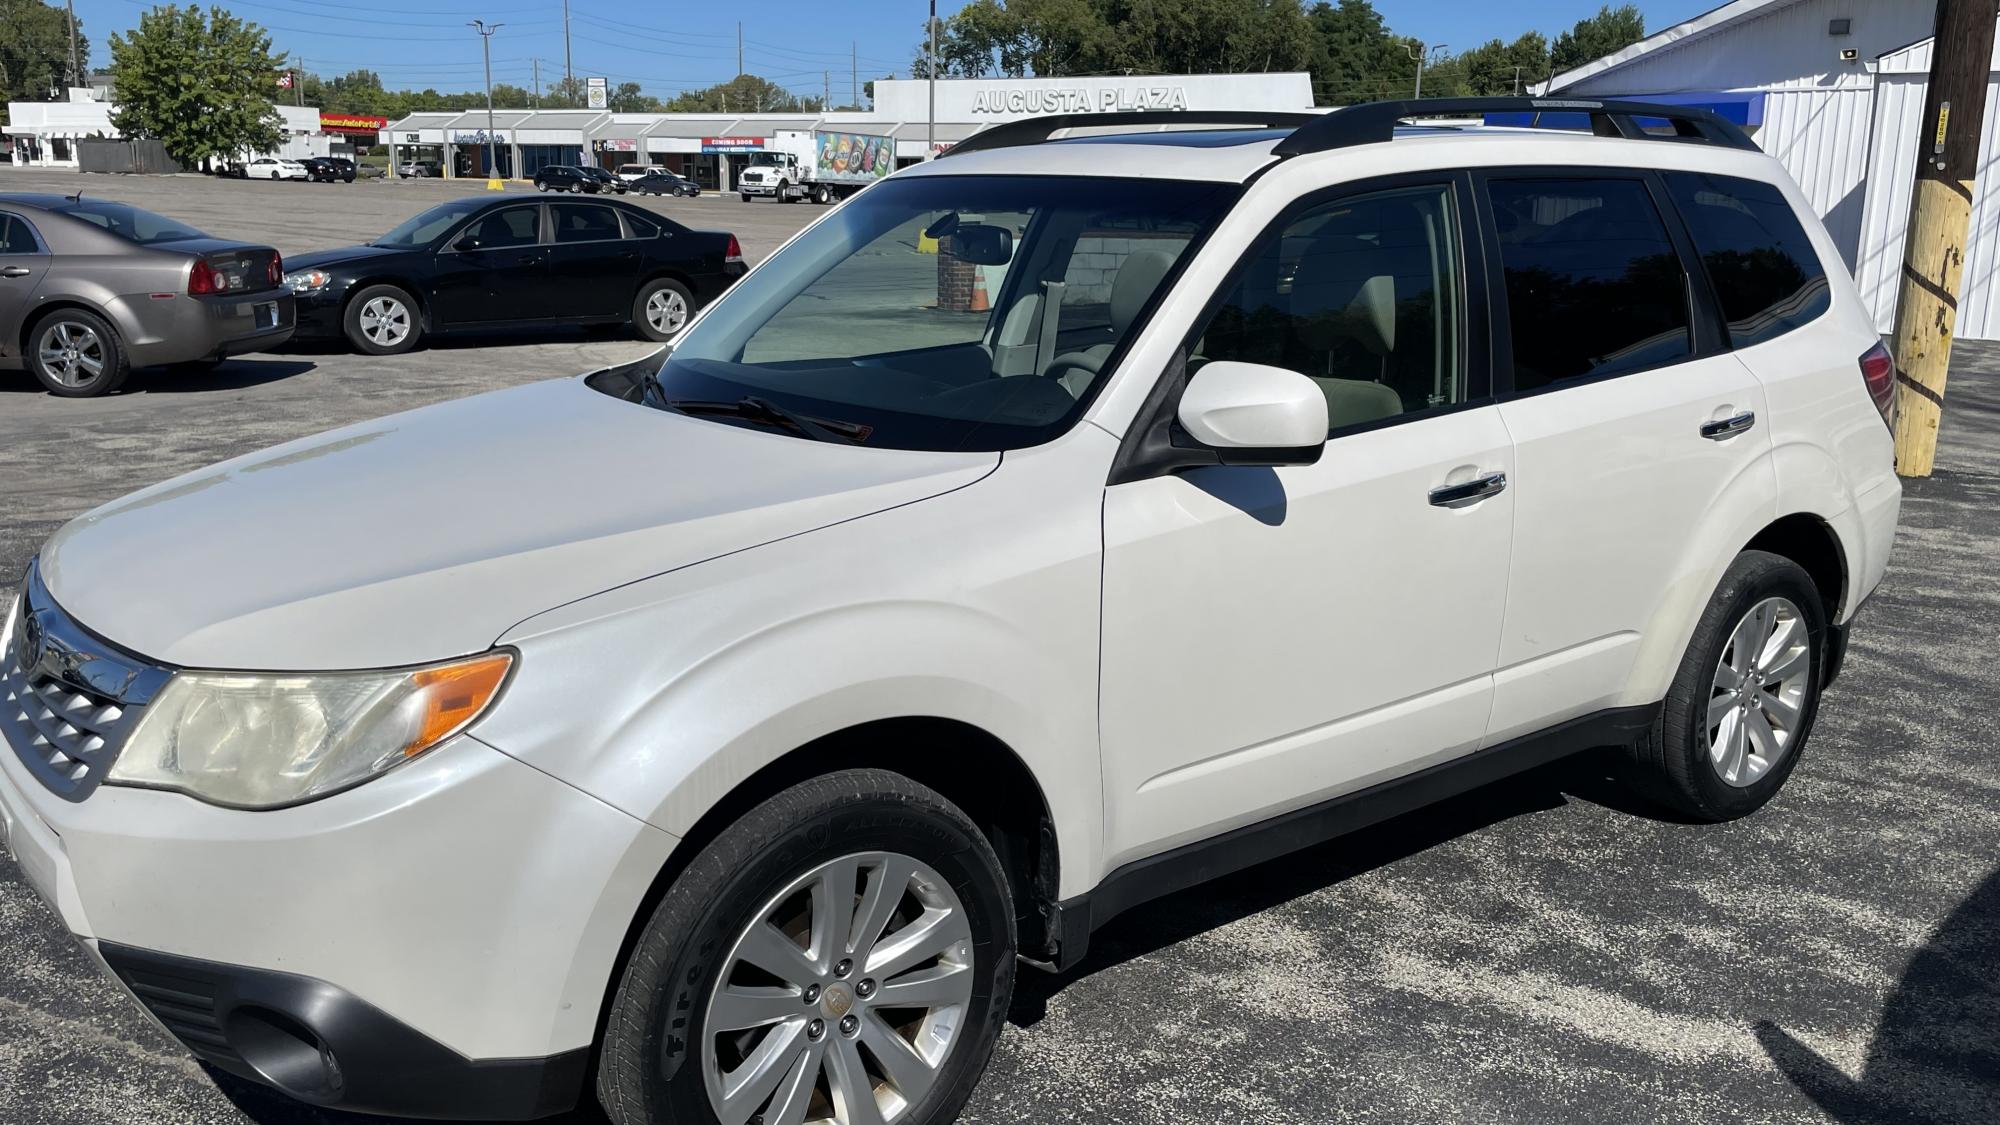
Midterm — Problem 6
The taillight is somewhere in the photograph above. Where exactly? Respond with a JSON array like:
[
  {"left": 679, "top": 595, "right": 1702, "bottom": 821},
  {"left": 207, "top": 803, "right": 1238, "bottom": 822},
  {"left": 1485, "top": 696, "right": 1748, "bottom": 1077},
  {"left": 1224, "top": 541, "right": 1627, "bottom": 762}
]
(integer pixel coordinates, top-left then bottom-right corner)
[
  {"left": 725, "top": 234, "right": 743, "bottom": 264},
  {"left": 1859, "top": 341, "right": 1896, "bottom": 426},
  {"left": 188, "top": 259, "right": 219, "bottom": 295},
  {"left": 267, "top": 254, "right": 282, "bottom": 285}
]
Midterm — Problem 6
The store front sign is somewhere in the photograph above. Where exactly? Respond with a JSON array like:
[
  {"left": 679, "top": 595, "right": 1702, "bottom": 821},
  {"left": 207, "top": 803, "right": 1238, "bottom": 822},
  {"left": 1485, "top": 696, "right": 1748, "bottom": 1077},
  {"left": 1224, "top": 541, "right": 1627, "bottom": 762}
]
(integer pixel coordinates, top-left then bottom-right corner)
[
  {"left": 452, "top": 129, "right": 511, "bottom": 145},
  {"left": 969, "top": 86, "right": 1188, "bottom": 114},
  {"left": 700, "top": 136, "right": 765, "bottom": 152},
  {"left": 321, "top": 113, "right": 389, "bottom": 136}
]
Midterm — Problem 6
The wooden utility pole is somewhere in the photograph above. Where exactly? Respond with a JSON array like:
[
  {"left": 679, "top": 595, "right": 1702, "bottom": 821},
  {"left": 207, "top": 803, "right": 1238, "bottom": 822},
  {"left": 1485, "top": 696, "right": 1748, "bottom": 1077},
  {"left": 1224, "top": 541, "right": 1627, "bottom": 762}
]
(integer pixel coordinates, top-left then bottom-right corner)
[{"left": 1890, "top": 0, "right": 1997, "bottom": 476}]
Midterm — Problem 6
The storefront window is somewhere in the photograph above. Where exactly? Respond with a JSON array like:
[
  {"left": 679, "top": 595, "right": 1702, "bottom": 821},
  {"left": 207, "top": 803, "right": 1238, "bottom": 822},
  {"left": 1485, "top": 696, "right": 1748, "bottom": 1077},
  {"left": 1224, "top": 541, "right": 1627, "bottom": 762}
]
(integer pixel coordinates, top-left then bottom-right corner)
[{"left": 519, "top": 145, "right": 583, "bottom": 176}]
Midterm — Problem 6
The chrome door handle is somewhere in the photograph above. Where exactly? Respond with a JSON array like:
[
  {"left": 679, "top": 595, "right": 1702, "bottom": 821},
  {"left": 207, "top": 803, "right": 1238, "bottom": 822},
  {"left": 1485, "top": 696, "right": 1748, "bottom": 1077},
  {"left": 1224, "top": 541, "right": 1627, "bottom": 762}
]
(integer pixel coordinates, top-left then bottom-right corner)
[
  {"left": 0, "top": 266, "right": 31, "bottom": 278},
  {"left": 1428, "top": 471, "right": 1508, "bottom": 508},
  {"left": 1700, "top": 411, "right": 1756, "bottom": 440}
]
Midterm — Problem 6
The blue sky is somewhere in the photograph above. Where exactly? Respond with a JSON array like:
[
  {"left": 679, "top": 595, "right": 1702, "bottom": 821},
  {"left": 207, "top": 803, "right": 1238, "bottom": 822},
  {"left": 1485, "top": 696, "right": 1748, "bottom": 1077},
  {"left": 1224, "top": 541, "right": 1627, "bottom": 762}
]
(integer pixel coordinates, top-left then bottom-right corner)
[{"left": 63, "top": 0, "right": 1700, "bottom": 105}]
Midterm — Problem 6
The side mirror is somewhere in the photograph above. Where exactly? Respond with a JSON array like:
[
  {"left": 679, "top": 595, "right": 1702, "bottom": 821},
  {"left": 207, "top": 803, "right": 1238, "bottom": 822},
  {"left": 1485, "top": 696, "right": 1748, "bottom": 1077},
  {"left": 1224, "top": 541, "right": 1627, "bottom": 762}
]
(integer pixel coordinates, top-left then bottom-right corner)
[
  {"left": 1176, "top": 361, "right": 1328, "bottom": 466},
  {"left": 948, "top": 223, "right": 1013, "bottom": 266},
  {"left": 454, "top": 234, "right": 483, "bottom": 252}
]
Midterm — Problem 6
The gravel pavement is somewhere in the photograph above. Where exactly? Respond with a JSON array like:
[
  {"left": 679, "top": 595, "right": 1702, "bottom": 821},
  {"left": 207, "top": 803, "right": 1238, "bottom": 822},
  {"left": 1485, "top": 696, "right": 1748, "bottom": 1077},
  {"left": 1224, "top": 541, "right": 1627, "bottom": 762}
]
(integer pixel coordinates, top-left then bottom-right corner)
[{"left": 1, "top": 166, "right": 1996, "bottom": 1125}]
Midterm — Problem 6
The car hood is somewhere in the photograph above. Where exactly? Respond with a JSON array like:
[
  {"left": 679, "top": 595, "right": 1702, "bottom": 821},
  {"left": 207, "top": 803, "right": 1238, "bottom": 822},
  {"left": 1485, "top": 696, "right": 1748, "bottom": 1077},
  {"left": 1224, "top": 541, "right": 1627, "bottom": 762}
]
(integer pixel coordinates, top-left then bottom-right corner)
[
  {"left": 285, "top": 244, "right": 418, "bottom": 271},
  {"left": 39, "top": 377, "right": 997, "bottom": 671}
]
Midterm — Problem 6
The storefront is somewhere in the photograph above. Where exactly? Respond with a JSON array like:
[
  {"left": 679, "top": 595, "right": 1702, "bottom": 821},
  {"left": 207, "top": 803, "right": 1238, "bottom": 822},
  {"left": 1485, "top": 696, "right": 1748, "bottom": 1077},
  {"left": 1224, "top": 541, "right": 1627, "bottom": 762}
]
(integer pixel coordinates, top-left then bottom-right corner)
[
  {"left": 6, "top": 91, "right": 336, "bottom": 168},
  {"left": 319, "top": 112, "right": 388, "bottom": 156},
  {"left": 384, "top": 72, "right": 1315, "bottom": 181}
]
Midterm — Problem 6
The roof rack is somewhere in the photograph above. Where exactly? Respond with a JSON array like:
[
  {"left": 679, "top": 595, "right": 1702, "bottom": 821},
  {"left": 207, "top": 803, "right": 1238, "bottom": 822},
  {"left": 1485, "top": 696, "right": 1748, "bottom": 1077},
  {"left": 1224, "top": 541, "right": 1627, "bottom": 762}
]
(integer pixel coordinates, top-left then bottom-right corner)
[
  {"left": 939, "top": 110, "right": 1320, "bottom": 158},
  {"left": 938, "top": 97, "right": 1758, "bottom": 161},
  {"left": 1276, "top": 96, "right": 1759, "bottom": 154}
]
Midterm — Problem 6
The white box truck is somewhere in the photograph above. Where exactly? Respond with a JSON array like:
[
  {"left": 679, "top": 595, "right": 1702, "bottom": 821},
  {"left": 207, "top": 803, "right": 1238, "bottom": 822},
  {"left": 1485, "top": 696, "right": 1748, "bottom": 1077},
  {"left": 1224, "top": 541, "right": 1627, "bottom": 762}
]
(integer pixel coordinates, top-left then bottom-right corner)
[{"left": 737, "top": 129, "right": 896, "bottom": 204}]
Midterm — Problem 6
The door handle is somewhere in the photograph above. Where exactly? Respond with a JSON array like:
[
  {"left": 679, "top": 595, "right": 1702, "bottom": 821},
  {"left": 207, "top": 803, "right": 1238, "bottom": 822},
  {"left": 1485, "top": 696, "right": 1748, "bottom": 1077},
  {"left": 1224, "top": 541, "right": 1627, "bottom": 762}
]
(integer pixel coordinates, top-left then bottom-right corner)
[
  {"left": 0, "top": 266, "right": 31, "bottom": 278},
  {"left": 1428, "top": 471, "right": 1508, "bottom": 508},
  {"left": 1700, "top": 411, "right": 1756, "bottom": 441}
]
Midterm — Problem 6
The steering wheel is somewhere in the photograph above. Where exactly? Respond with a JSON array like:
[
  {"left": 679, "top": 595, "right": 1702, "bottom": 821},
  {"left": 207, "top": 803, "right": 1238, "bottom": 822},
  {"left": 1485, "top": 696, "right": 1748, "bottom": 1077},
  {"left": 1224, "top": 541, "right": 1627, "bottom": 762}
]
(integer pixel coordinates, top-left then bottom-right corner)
[{"left": 1041, "top": 351, "right": 1105, "bottom": 398}]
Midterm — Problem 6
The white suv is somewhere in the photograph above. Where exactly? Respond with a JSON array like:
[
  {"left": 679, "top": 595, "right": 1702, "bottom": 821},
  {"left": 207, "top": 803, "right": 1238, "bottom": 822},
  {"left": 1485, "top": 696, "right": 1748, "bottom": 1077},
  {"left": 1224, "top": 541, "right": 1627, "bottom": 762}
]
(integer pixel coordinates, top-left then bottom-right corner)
[{"left": 0, "top": 99, "right": 1901, "bottom": 1124}]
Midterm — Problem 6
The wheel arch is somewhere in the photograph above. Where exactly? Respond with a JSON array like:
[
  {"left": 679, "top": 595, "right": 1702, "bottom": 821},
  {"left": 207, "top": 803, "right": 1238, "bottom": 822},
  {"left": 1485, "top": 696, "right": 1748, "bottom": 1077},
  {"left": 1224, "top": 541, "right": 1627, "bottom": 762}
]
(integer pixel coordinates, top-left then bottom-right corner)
[
  {"left": 341, "top": 276, "right": 432, "bottom": 330},
  {"left": 589, "top": 715, "right": 1062, "bottom": 1053},
  {"left": 1744, "top": 511, "right": 1847, "bottom": 626},
  {"left": 17, "top": 297, "right": 118, "bottom": 354}
]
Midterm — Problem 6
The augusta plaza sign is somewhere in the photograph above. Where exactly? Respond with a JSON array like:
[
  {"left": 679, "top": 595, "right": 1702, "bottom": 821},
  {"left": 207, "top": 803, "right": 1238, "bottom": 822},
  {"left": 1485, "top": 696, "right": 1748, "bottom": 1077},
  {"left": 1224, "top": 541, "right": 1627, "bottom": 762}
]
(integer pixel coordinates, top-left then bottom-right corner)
[{"left": 969, "top": 85, "right": 1190, "bottom": 114}]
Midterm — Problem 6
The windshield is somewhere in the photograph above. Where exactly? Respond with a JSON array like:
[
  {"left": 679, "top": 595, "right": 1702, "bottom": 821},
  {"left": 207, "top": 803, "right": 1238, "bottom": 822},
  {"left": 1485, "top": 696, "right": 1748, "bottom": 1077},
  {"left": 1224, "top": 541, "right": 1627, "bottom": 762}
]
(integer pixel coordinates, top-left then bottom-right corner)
[
  {"left": 372, "top": 199, "right": 484, "bottom": 248},
  {"left": 51, "top": 199, "right": 208, "bottom": 245},
  {"left": 647, "top": 174, "right": 1235, "bottom": 451}
]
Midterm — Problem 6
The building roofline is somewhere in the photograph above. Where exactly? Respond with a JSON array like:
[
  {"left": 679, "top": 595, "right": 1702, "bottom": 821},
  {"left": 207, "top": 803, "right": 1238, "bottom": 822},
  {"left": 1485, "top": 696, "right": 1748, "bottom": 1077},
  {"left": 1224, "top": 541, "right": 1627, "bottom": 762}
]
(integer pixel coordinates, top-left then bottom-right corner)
[{"left": 1543, "top": 0, "right": 1794, "bottom": 92}]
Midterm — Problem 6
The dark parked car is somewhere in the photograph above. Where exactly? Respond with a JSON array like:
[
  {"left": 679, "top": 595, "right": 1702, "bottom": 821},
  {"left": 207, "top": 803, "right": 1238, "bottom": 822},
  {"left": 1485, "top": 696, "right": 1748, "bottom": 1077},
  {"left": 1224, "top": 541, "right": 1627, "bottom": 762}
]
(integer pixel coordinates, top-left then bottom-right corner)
[
  {"left": 282, "top": 194, "right": 746, "bottom": 354},
  {"left": 533, "top": 164, "right": 625, "bottom": 194},
  {"left": 303, "top": 156, "right": 357, "bottom": 183},
  {"left": 630, "top": 168, "right": 701, "bottom": 197},
  {"left": 0, "top": 194, "right": 293, "bottom": 396}
]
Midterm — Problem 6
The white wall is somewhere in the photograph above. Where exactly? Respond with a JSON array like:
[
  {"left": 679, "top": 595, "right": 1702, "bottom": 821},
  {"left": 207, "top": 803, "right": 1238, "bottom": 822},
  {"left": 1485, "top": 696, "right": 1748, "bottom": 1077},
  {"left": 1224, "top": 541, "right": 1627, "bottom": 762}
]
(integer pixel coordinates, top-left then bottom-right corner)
[{"left": 1558, "top": 0, "right": 1934, "bottom": 95}]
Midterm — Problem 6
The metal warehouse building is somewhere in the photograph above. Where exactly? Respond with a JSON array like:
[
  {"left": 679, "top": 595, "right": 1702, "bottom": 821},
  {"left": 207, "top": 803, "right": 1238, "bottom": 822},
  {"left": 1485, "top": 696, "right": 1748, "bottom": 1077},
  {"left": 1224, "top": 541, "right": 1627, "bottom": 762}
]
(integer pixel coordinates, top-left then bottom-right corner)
[{"left": 1542, "top": 0, "right": 2000, "bottom": 339}]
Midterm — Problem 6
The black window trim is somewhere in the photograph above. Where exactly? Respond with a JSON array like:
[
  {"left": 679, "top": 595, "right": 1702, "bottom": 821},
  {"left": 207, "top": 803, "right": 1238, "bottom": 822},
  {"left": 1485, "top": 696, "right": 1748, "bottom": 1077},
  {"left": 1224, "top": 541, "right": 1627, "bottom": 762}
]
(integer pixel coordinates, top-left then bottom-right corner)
[
  {"left": 1109, "top": 168, "right": 1494, "bottom": 486},
  {"left": 1658, "top": 169, "right": 1831, "bottom": 352},
  {"left": 1473, "top": 165, "right": 1728, "bottom": 403},
  {"left": 0, "top": 209, "right": 49, "bottom": 254}
]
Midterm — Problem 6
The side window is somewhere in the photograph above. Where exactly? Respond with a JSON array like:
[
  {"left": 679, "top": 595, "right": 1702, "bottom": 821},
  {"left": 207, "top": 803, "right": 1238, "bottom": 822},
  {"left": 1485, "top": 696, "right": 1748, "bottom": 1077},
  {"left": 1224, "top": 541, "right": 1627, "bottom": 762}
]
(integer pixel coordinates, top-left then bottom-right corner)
[
  {"left": 551, "top": 203, "right": 623, "bottom": 244},
  {"left": 457, "top": 207, "right": 540, "bottom": 250},
  {"left": 623, "top": 211, "right": 660, "bottom": 240},
  {"left": 1487, "top": 178, "right": 1692, "bottom": 390},
  {"left": 1193, "top": 184, "right": 1464, "bottom": 432},
  {"left": 1665, "top": 172, "right": 1831, "bottom": 348},
  {"left": 0, "top": 214, "right": 41, "bottom": 254}
]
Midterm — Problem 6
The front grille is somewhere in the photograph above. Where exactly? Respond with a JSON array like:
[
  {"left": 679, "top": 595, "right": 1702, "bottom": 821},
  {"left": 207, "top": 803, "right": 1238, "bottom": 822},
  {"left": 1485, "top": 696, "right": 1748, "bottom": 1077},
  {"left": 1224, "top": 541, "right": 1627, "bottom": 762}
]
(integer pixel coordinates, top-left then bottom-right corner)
[
  {"left": 101, "top": 948, "right": 246, "bottom": 1068},
  {"left": 2, "top": 564, "right": 170, "bottom": 802}
]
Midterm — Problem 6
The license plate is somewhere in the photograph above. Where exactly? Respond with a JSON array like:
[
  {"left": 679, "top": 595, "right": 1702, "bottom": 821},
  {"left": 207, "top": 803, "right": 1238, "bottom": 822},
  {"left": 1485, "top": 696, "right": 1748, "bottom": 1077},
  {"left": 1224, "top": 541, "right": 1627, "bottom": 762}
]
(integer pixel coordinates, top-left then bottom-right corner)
[{"left": 255, "top": 301, "right": 278, "bottom": 329}]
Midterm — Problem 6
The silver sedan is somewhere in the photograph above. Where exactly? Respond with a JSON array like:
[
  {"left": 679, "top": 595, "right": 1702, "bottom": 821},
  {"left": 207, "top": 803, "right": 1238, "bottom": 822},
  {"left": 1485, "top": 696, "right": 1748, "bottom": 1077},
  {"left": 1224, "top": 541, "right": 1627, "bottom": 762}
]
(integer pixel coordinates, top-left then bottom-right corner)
[{"left": 0, "top": 193, "right": 295, "bottom": 397}]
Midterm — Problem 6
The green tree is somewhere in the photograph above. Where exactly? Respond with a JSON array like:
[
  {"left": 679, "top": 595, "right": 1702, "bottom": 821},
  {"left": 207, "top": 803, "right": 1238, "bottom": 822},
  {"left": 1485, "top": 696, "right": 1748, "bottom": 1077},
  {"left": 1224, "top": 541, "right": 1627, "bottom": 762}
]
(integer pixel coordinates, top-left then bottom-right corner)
[
  {"left": 1550, "top": 3, "right": 1645, "bottom": 76},
  {"left": 1451, "top": 31, "right": 1550, "bottom": 96},
  {"left": 608, "top": 81, "right": 664, "bottom": 112},
  {"left": 108, "top": 5, "right": 284, "bottom": 168},
  {"left": 1, "top": 0, "right": 87, "bottom": 125},
  {"left": 1305, "top": 0, "right": 1408, "bottom": 104},
  {"left": 663, "top": 73, "right": 809, "bottom": 113}
]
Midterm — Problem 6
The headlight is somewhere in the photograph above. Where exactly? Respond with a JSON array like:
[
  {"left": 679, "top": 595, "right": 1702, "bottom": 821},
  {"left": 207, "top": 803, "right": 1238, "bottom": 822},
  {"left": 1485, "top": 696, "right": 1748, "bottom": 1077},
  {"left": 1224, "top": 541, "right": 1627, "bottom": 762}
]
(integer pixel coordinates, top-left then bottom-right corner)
[
  {"left": 283, "top": 269, "right": 333, "bottom": 293},
  {"left": 108, "top": 651, "right": 513, "bottom": 809}
]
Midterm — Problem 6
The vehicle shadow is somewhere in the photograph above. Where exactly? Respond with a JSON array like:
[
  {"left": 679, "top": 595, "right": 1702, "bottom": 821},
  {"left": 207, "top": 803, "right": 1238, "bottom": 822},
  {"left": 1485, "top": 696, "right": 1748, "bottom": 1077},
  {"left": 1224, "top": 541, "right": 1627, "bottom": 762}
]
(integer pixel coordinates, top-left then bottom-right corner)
[
  {"left": 277, "top": 326, "right": 647, "bottom": 356},
  {"left": 1752, "top": 865, "right": 2000, "bottom": 1124},
  {"left": 1007, "top": 751, "right": 1630, "bottom": 1027},
  {"left": 0, "top": 358, "right": 316, "bottom": 394}
]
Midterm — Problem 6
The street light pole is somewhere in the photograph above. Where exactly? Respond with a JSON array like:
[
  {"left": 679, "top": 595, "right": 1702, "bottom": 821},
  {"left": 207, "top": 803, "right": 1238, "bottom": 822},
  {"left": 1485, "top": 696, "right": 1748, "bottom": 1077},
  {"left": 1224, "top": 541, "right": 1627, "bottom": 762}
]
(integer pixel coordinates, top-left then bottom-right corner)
[
  {"left": 927, "top": 0, "right": 937, "bottom": 158},
  {"left": 471, "top": 20, "right": 504, "bottom": 188}
]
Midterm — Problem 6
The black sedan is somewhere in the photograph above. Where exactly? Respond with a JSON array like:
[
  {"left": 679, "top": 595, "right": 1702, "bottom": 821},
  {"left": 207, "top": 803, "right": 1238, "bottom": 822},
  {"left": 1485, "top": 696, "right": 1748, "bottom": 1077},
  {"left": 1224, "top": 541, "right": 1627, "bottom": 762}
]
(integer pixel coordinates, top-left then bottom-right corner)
[
  {"left": 303, "top": 156, "right": 357, "bottom": 183},
  {"left": 630, "top": 169, "right": 701, "bottom": 197},
  {"left": 281, "top": 195, "right": 746, "bottom": 354},
  {"left": 533, "top": 164, "right": 625, "bottom": 194}
]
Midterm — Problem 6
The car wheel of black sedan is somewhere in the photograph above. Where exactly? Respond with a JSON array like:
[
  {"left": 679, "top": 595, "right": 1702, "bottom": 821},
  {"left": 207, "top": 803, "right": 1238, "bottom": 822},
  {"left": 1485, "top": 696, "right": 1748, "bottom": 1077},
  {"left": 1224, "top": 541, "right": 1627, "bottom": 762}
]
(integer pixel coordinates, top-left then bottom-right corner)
[
  {"left": 343, "top": 284, "right": 423, "bottom": 356},
  {"left": 27, "top": 308, "right": 131, "bottom": 397},
  {"left": 634, "top": 277, "right": 694, "bottom": 342}
]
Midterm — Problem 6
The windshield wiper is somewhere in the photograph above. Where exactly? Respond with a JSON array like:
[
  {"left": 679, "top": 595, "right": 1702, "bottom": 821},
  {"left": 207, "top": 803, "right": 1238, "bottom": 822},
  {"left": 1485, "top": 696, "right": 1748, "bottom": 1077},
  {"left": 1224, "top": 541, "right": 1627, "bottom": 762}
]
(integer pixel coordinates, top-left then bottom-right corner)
[{"left": 662, "top": 395, "right": 872, "bottom": 444}]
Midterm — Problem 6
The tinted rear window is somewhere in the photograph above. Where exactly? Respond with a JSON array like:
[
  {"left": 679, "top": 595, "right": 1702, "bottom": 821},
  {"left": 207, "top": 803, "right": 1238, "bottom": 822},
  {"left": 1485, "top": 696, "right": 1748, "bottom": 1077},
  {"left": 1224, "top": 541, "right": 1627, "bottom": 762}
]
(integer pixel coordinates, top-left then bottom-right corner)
[
  {"left": 1666, "top": 172, "right": 1831, "bottom": 348},
  {"left": 50, "top": 199, "right": 207, "bottom": 245},
  {"left": 552, "top": 203, "right": 622, "bottom": 243},
  {"left": 1488, "top": 177, "right": 1692, "bottom": 390}
]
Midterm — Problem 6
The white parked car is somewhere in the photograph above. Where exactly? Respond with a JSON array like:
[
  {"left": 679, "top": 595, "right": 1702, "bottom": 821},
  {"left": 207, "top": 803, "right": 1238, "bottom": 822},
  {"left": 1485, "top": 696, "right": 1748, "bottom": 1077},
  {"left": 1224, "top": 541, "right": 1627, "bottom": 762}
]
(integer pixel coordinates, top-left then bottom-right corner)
[
  {"left": 241, "top": 155, "right": 308, "bottom": 181},
  {"left": 0, "top": 98, "right": 1901, "bottom": 1123},
  {"left": 615, "top": 162, "right": 654, "bottom": 182}
]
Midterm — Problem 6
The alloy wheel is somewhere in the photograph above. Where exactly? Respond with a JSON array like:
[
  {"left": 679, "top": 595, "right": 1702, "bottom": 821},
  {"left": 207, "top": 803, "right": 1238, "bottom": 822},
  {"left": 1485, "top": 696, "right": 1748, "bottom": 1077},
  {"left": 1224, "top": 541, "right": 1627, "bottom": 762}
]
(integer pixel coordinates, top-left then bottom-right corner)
[
  {"left": 1705, "top": 596, "right": 1812, "bottom": 787},
  {"left": 701, "top": 851, "right": 976, "bottom": 1125},
  {"left": 646, "top": 289, "right": 689, "bottom": 335},
  {"left": 358, "top": 296, "right": 412, "bottom": 348},
  {"left": 37, "top": 321, "right": 105, "bottom": 388}
]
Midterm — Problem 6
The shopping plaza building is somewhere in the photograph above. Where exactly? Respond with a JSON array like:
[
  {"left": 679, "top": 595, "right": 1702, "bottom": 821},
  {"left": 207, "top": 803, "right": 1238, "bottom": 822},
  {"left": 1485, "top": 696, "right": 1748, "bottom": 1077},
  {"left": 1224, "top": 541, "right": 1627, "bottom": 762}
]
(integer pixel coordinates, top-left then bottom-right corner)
[{"left": 381, "top": 73, "right": 1316, "bottom": 189}]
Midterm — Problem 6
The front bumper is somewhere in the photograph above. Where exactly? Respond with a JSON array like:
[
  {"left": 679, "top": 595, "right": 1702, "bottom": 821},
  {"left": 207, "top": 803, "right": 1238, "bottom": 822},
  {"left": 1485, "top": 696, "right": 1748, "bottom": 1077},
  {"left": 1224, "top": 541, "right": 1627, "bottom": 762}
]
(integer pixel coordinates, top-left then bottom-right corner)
[
  {"left": 739, "top": 182, "right": 777, "bottom": 195},
  {"left": 1, "top": 635, "right": 678, "bottom": 1119},
  {"left": 290, "top": 287, "right": 348, "bottom": 339}
]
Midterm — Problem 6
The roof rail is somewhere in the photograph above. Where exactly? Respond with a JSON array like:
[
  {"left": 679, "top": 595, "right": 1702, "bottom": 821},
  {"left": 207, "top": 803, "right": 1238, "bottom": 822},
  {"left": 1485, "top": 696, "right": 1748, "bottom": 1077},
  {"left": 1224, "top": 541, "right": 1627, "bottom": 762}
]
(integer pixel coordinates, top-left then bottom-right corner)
[
  {"left": 940, "top": 110, "right": 1321, "bottom": 158},
  {"left": 1271, "top": 96, "right": 1759, "bottom": 156}
]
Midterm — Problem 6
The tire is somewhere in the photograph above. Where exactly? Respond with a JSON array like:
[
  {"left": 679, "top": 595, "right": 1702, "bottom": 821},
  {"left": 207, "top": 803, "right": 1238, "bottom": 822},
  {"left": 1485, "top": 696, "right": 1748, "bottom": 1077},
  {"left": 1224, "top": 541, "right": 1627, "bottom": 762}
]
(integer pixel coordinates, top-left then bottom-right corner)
[
  {"left": 342, "top": 283, "right": 423, "bottom": 356},
  {"left": 597, "top": 769, "right": 1015, "bottom": 1125},
  {"left": 633, "top": 276, "right": 694, "bottom": 341},
  {"left": 537, "top": 182, "right": 548, "bottom": 192},
  {"left": 813, "top": 184, "right": 830, "bottom": 205},
  {"left": 740, "top": 193, "right": 752, "bottom": 203},
  {"left": 25, "top": 308, "right": 130, "bottom": 397},
  {"left": 1625, "top": 550, "right": 1827, "bottom": 822},
  {"left": 571, "top": 182, "right": 584, "bottom": 193}
]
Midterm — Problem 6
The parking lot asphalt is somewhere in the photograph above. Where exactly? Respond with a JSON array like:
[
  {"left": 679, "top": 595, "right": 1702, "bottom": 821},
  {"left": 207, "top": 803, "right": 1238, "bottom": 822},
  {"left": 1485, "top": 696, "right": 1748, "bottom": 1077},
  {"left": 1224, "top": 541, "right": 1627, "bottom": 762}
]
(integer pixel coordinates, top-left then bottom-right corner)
[{"left": 3, "top": 168, "right": 1999, "bottom": 1125}]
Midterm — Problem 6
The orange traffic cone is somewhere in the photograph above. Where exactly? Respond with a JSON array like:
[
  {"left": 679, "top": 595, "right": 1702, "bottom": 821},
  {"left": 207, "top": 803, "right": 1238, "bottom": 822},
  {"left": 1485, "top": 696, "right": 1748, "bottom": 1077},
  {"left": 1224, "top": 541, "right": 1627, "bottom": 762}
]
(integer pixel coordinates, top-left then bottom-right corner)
[{"left": 969, "top": 266, "right": 990, "bottom": 313}]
